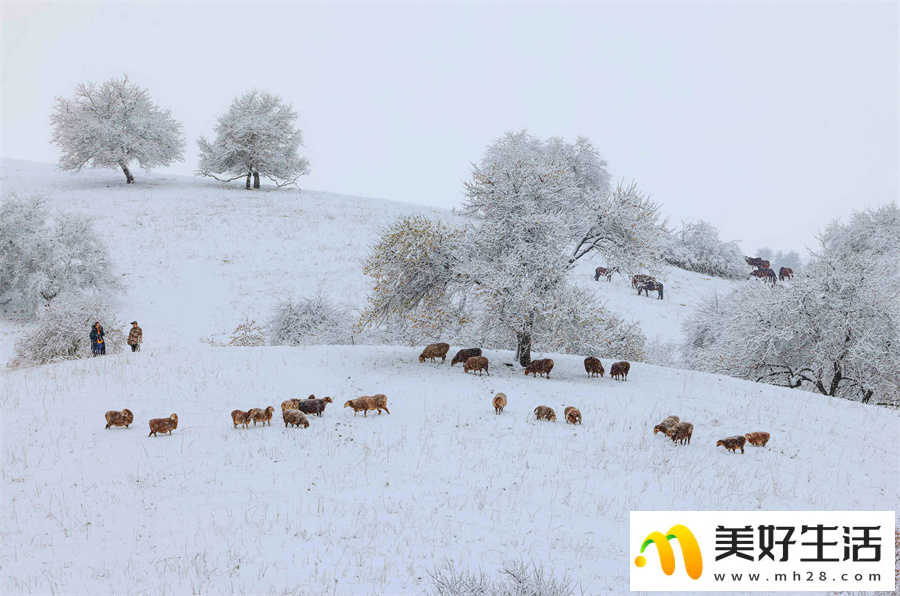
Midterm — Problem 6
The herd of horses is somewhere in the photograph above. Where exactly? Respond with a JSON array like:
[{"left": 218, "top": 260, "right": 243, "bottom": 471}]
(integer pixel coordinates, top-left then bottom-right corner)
[
  {"left": 746, "top": 257, "right": 793, "bottom": 284},
  {"left": 593, "top": 258, "right": 794, "bottom": 294}
]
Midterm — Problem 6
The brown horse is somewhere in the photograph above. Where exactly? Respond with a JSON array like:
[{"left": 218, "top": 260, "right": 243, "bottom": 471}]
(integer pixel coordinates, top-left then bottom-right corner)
[
  {"left": 631, "top": 274, "right": 655, "bottom": 289},
  {"left": 594, "top": 266, "right": 618, "bottom": 282},
  {"left": 778, "top": 267, "right": 793, "bottom": 281},
  {"left": 750, "top": 268, "right": 777, "bottom": 284},
  {"left": 746, "top": 256, "right": 770, "bottom": 270},
  {"left": 638, "top": 281, "right": 664, "bottom": 299}
]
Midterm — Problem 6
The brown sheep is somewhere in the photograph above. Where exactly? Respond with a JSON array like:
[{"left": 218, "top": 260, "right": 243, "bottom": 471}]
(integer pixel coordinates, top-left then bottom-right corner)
[
  {"left": 610, "top": 361, "right": 630, "bottom": 381},
  {"left": 716, "top": 435, "right": 746, "bottom": 454},
  {"left": 464, "top": 356, "right": 490, "bottom": 376},
  {"left": 419, "top": 342, "right": 450, "bottom": 364},
  {"left": 248, "top": 406, "right": 275, "bottom": 426},
  {"left": 294, "top": 396, "right": 334, "bottom": 417},
  {"left": 653, "top": 415, "right": 680, "bottom": 435},
  {"left": 281, "top": 399, "right": 300, "bottom": 412},
  {"left": 524, "top": 358, "right": 554, "bottom": 378},
  {"left": 451, "top": 348, "right": 482, "bottom": 366},
  {"left": 666, "top": 421, "right": 693, "bottom": 445},
  {"left": 148, "top": 413, "right": 178, "bottom": 437},
  {"left": 745, "top": 431, "right": 770, "bottom": 447},
  {"left": 564, "top": 406, "right": 582, "bottom": 425},
  {"left": 283, "top": 409, "right": 310, "bottom": 428},
  {"left": 230, "top": 409, "right": 252, "bottom": 429},
  {"left": 492, "top": 392, "right": 507, "bottom": 414},
  {"left": 344, "top": 394, "right": 390, "bottom": 417},
  {"left": 534, "top": 405, "right": 556, "bottom": 421},
  {"left": 105, "top": 408, "right": 134, "bottom": 429},
  {"left": 584, "top": 356, "right": 604, "bottom": 378}
]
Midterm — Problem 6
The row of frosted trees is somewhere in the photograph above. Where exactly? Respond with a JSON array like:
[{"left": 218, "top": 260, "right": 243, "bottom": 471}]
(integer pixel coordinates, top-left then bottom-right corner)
[{"left": 50, "top": 76, "right": 309, "bottom": 188}]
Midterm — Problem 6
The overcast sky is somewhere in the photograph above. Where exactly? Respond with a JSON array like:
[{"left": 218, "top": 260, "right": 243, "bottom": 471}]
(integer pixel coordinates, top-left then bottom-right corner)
[{"left": 2, "top": 2, "right": 897, "bottom": 255}]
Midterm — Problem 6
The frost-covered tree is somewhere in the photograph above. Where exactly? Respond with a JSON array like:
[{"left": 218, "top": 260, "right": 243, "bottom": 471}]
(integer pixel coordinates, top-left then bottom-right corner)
[
  {"left": 756, "top": 247, "right": 803, "bottom": 271},
  {"left": 50, "top": 75, "right": 185, "bottom": 184},
  {"left": 362, "top": 132, "right": 656, "bottom": 365},
  {"left": 682, "top": 203, "right": 900, "bottom": 405},
  {"left": 0, "top": 194, "right": 121, "bottom": 313},
  {"left": 662, "top": 219, "right": 746, "bottom": 279},
  {"left": 196, "top": 90, "right": 310, "bottom": 189}
]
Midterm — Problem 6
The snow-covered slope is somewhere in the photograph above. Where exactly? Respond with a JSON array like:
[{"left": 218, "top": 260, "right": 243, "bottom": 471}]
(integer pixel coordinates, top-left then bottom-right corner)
[
  {"left": 0, "top": 159, "right": 737, "bottom": 365},
  {"left": 3, "top": 344, "right": 896, "bottom": 594}
]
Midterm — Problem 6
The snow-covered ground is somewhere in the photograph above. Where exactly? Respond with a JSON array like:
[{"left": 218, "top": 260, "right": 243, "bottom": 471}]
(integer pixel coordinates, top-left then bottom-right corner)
[
  {"left": 0, "top": 159, "right": 737, "bottom": 367},
  {"left": 1, "top": 163, "right": 896, "bottom": 595},
  {"left": 3, "top": 344, "right": 896, "bottom": 594}
]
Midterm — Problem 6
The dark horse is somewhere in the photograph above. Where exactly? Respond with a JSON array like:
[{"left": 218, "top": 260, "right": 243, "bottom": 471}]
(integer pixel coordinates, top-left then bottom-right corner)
[
  {"left": 750, "top": 268, "right": 777, "bottom": 284},
  {"left": 779, "top": 267, "right": 793, "bottom": 281},
  {"left": 745, "top": 256, "right": 771, "bottom": 270},
  {"left": 638, "top": 281, "right": 664, "bottom": 300}
]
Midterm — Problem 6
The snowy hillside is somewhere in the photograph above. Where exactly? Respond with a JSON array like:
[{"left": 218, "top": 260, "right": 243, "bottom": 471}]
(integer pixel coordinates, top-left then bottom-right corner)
[
  {"left": 0, "top": 160, "right": 738, "bottom": 366},
  {"left": 3, "top": 344, "right": 896, "bottom": 594}
]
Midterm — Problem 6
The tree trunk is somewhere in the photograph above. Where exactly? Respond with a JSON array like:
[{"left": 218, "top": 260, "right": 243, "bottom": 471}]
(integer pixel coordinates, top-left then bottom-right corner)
[
  {"left": 516, "top": 331, "right": 532, "bottom": 367},
  {"left": 245, "top": 171, "right": 252, "bottom": 189},
  {"left": 253, "top": 171, "right": 260, "bottom": 189},
  {"left": 861, "top": 389, "right": 873, "bottom": 404},
  {"left": 120, "top": 162, "right": 135, "bottom": 184}
]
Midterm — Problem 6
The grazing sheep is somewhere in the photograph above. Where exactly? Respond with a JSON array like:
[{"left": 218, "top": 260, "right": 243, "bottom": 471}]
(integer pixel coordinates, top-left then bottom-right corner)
[
  {"left": 294, "top": 396, "right": 334, "bottom": 417},
  {"left": 716, "top": 435, "right": 747, "bottom": 454},
  {"left": 248, "top": 406, "right": 275, "bottom": 426},
  {"left": 584, "top": 356, "right": 604, "bottom": 378},
  {"left": 283, "top": 409, "right": 310, "bottom": 428},
  {"left": 148, "top": 413, "right": 178, "bottom": 437},
  {"left": 464, "top": 356, "right": 490, "bottom": 376},
  {"left": 344, "top": 394, "right": 390, "bottom": 417},
  {"left": 564, "top": 406, "right": 582, "bottom": 425},
  {"left": 451, "top": 348, "right": 483, "bottom": 366},
  {"left": 281, "top": 399, "right": 299, "bottom": 412},
  {"left": 666, "top": 421, "right": 693, "bottom": 445},
  {"left": 610, "top": 361, "right": 630, "bottom": 381},
  {"left": 524, "top": 358, "right": 554, "bottom": 378},
  {"left": 492, "top": 392, "right": 507, "bottom": 415},
  {"left": 230, "top": 409, "right": 252, "bottom": 429},
  {"left": 105, "top": 408, "right": 134, "bottom": 429},
  {"left": 653, "top": 415, "right": 680, "bottom": 435},
  {"left": 745, "top": 431, "right": 771, "bottom": 447},
  {"left": 534, "top": 405, "right": 557, "bottom": 422},
  {"left": 419, "top": 342, "right": 450, "bottom": 364}
]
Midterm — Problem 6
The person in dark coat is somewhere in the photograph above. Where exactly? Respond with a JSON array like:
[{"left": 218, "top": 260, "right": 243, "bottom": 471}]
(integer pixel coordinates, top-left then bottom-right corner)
[{"left": 90, "top": 322, "right": 106, "bottom": 356}]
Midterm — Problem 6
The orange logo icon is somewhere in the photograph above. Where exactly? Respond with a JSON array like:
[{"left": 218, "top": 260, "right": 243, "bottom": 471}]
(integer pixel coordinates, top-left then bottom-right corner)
[{"left": 634, "top": 524, "right": 703, "bottom": 580}]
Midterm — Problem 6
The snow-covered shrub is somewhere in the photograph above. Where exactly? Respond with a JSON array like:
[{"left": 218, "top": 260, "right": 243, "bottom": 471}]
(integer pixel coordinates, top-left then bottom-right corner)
[
  {"left": 362, "top": 132, "right": 660, "bottom": 365},
  {"left": 644, "top": 337, "right": 681, "bottom": 367},
  {"left": 196, "top": 90, "right": 310, "bottom": 189},
  {"left": 662, "top": 219, "right": 746, "bottom": 279},
  {"left": 428, "top": 559, "right": 576, "bottom": 596},
  {"left": 12, "top": 294, "right": 124, "bottom": 367},
  {"left": 682, "top": 204, "right": 900, "bottom": 405},
  {"left": 50, "top": 75, "right": 185, "bottom": 184},
  {"left": 0, "top": 194, "right": 121, "bottom": 313},
  {"left": 266, "top": 295, "right": 354, "bottom": 346},
  {"left": 229, "top": 318, "right": 266, "bottom": 347}
]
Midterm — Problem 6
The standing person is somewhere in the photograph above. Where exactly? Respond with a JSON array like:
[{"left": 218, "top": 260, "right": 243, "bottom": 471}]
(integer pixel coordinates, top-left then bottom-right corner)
[
  {"left": 127, "top": 321, "right": 143, "bottom": 352},
  {"left": 90, "top": 322, "right": 106, "bottom": 356}
]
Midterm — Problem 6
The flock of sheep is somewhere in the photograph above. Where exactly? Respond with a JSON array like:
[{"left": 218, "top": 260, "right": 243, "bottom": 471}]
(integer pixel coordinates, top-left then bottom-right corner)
[
  {"left": 102, "top": 343, "right": 771, "bottom": 454},
  {"left": 652, "top": 414, "right": 771, "bottom": 453}
]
